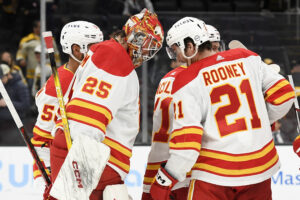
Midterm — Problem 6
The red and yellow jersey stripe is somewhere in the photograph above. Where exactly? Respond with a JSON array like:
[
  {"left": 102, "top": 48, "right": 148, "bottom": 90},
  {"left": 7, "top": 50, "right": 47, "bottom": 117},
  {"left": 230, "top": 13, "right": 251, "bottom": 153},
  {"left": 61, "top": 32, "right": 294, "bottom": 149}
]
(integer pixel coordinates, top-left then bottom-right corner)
[
  {"left": 192, "top": 140, "right": 278, "bottom": 177},
  {"left": 31, "top": 126, "right": 53, "bottom": 147},
  {"left": 143, "top": 161, "right": 192, "bottom": 186},
  {"left": 66, "top": 98, "right": 113, "bottom": 133},
  {"left": 33, "top": 160, "right": 50, "bottom": 179},
  {"left": 143, "top": 161, "right": 166, "bottom": 185},
  {"left": 102, "top": 137, "right": 132, "bottom": 173},
  {"left": 265, "top": 79, "right": 295, "bottom": 105},
  {"left": 169, "top": 126, "right": 203, "bottom": 152}
]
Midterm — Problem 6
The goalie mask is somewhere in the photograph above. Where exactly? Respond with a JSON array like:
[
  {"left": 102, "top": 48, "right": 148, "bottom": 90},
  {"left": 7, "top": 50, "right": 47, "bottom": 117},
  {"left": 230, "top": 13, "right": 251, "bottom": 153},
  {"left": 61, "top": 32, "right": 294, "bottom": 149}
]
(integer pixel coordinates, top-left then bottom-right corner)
[
  {"left": 123, "top": 9, "right": 164, "bottom": 68},
  {"left": 166, "top": 17, "right": 209, "bottom": 60}
]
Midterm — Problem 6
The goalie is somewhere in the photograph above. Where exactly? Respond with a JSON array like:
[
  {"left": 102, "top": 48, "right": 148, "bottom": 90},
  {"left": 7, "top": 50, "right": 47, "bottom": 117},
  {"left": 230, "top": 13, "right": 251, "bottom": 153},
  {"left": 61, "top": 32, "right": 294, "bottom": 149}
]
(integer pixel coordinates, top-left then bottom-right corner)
[{"left": 46, "top": 9, "right": 164, "bottom": 200}]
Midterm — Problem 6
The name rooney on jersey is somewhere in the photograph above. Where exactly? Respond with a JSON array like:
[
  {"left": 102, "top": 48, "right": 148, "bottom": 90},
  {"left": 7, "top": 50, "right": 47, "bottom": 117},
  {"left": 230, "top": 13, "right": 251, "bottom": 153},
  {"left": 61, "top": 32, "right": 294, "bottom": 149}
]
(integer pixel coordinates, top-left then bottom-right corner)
[{"left": 203, "top": 62, "right": 245, "bottom": 86}]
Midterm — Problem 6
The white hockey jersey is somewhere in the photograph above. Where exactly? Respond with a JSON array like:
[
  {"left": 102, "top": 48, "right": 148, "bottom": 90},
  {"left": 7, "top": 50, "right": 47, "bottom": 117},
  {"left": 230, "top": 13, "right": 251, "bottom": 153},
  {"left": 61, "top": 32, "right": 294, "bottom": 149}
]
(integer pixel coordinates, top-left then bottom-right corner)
[
  {"left": 143, "top": 65, "right": 190, "bottom": 193},
  {"left": 165, "top": 48, "right": 295, "bottom": 186},
  {"left": 31, "top": 64, "right": 74, "bottom": 179},
  {"left": 59, "top": 39, "right": 140, "bottom": 180}
]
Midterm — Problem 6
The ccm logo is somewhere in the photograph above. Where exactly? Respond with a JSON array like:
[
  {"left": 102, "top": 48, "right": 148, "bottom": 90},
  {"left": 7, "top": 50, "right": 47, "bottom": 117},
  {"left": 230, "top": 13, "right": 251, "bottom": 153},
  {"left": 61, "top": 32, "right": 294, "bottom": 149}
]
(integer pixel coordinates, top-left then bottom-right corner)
[{"left": 72, "top": 161, "right": 83, "bottom": 188}]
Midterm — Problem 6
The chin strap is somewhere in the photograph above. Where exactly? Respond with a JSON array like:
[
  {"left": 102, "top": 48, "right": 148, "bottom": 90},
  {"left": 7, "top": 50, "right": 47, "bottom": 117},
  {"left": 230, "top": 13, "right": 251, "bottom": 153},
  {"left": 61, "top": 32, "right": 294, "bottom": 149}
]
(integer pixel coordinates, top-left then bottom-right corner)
[
  {"left": 181, "top": 47, "right": 198, "bottom": 60},
  {"left": 70, "top": 53, "right": 84, "bottom": 64}
]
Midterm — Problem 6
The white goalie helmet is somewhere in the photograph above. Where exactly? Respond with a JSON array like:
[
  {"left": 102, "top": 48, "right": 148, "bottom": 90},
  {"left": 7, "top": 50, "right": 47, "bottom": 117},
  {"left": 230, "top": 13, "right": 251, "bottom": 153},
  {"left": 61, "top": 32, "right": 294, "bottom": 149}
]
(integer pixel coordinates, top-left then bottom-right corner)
[
  {"left": 206, "top": 24, "right": 220, "bottom": 42},
  {"left": 60, "top": 21, "right": 103, "bottom": 55},
  {"left": 166, "top": 17, "right": 210, "bottom": 59}
]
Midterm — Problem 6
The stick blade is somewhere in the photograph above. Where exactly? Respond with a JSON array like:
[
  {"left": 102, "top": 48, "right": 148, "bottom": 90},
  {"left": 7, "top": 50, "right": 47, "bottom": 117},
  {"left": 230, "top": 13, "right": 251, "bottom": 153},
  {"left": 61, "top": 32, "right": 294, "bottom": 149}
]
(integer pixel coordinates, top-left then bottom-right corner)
[{"left": 228, "top": 40, "right": 248, "bottom": 50}]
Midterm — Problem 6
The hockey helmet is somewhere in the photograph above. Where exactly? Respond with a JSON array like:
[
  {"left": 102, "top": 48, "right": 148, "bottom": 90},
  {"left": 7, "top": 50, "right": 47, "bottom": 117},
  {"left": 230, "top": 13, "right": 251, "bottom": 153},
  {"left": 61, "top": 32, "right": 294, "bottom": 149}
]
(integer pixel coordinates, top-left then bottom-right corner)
[
  {"left": 123, "top": 9, "right": 164, "bottom": 68},
  {"left": 60, "top": 21, "right": 103, "bottom": 55},
  {"left": 206, "top": 24, "right": 220, "bottom": 42},
  {"left": 166, "top": 17, "right": 209, "bottom": 59}
]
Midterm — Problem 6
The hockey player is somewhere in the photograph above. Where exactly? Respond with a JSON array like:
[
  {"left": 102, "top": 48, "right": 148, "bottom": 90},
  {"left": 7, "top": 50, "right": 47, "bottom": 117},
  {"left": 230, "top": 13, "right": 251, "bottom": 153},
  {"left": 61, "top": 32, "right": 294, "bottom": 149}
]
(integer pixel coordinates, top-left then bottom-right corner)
[
  {"left": 150, "top": 17, "right": 295, "bottom": 200},
  {"left": 30, "top": 21, "right": 103, "bottom": 196},
  {"left": 142, "top": 17, "right": 219, "bottom": 200},
  {"left": 47, "top": 9, "right": 164, "bottom": 200},
  {"left": 206, "top": 24, "right": 221, "bottom": 52},
  {"left": 142, "top": 55, "right": 188, "bottom": 199}
]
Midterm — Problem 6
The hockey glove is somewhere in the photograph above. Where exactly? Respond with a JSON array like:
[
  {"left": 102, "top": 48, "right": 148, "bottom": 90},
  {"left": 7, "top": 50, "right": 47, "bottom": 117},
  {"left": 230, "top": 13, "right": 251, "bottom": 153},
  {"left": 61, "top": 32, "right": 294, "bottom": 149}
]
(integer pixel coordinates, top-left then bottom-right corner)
[
  {"left": 142, "top": 192, "right": 153, "bottom": 200},
  {"left": 150, "top": 167, "right": 178, "bottom": 200},
  {"left": 293, "top": 135, "right": 300, "bottom": 157}
]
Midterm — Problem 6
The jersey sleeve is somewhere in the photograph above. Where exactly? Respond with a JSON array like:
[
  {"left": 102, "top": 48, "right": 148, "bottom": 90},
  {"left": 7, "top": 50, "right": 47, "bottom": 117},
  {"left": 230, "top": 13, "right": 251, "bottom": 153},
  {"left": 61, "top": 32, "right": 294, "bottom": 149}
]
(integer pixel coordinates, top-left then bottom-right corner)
[
  {"left": 143, "top": 79, "right": 173, "bottom": 191},
  {"left": 31, "top": 85, "right": 56, "bottom": 179},
  {"left": 165, "top": 79, "right": 205, "bottom": 182},
  {"left": 31, "top": 85, "right": 56, "bottom": 146},
  {"left": 261, "top": 61, "right": 295, "bottom": 123},
  {"left": 31, "top": 65, "right": 74, "bottom": 179},
  {"left": 144, "top": 71, "right": 190, "bottom": 192}
]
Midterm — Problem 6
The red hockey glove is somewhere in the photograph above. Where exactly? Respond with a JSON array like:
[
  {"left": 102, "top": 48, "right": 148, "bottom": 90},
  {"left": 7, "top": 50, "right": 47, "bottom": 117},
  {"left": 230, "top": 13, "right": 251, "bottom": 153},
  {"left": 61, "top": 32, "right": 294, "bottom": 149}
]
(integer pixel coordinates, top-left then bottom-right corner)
[
  {"left": 142, "top": 192, "right": 153, "bottom": 200},
  {"left": 150, "top": 167, "right": 178, "bottom": 200},
  {"left": 293, "top": 135, "right": 300, "bottom": 157}
]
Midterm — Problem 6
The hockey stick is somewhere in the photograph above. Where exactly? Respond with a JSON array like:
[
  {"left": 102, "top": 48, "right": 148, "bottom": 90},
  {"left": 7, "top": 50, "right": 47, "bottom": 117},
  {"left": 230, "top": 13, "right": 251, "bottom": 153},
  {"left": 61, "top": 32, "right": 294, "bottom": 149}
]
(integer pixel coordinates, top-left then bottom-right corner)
[
  {"left": 228, "top": 40, "right": 281, "bottom": 73},
  {"left": 0, "top": 80, "right": 51, "bottom": 186},
  {"left": 288, "top": 76, "right": 300, "bottom": 134},
  {"left": 42, "top": 31, "right": 72, "bottom": 150}
]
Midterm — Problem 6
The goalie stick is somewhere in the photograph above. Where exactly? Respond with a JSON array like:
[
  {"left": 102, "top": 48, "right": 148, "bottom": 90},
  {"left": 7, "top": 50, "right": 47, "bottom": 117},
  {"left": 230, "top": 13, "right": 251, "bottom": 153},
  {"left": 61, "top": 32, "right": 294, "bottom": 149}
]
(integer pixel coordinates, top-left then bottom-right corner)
[
  {"left": 0, "top": 80, "right": 51, "bottom": 186},
  {"left": 229, "top": 39, "right": 300, "bottom": 133},
  {"left": 42, "top": 31, "right": 72, "bottom": 150}
]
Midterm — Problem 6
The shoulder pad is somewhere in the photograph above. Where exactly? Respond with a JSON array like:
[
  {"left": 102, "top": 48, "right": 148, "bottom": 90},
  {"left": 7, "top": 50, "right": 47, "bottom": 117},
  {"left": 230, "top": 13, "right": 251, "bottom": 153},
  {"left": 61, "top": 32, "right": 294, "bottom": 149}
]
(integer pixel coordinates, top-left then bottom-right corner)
[{"left": 91, "top": 39, "right": 135, "bottom": 77}]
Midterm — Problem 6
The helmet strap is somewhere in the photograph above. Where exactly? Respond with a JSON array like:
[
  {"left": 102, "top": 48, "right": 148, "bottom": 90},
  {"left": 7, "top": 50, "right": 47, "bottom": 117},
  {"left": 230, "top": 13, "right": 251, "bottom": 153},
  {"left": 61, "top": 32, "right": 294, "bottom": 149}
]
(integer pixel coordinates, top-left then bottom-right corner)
[
  {"left": 70, "top": 53, "right": 82, "bottom": 64},
  {"left": 181, "top": 47, "right": 198, "bottom": 60}
]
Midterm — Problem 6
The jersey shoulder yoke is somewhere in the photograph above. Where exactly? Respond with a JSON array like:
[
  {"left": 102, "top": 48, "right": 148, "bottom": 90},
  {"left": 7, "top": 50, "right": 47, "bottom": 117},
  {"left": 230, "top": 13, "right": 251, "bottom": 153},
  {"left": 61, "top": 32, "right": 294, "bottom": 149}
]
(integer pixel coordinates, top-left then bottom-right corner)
[
  {"left": 90, "top": 39, "right": 134, "bottom": 77},
  {"left": 171, "top": 48, "right": 258, "bottom": 94}
]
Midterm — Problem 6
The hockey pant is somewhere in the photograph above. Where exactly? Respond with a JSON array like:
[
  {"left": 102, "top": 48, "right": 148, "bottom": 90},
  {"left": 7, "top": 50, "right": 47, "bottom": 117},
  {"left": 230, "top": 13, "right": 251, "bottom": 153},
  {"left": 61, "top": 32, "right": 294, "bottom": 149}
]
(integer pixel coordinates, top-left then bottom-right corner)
[
  {"left": 142, "top": 187, "right": 189, "bottom": 200},
  {"left": 50, "top": 129, "right": 123, "bottom": 200},
  {"left": 187, "top": 178, "right": 272, "bottom": 200}
]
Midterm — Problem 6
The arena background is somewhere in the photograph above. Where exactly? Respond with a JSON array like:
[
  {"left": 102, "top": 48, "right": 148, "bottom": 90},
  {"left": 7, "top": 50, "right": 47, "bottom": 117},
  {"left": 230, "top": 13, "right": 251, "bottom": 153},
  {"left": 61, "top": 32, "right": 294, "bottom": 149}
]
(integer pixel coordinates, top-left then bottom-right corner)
[{"left": 0, "top": 0, "right": 300, "bottom": 199}]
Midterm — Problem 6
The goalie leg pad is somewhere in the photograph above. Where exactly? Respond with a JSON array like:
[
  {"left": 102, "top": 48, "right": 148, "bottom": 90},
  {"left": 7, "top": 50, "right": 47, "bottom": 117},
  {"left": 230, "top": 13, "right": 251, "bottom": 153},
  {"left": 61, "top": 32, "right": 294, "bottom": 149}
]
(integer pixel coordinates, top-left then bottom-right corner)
[
  {"left": 90, "top": 165, "right": 123, "bottom": 199},
  {"left": 50, "top": 134, "right": 110, "bottom": 200},
  {"left": 103, "top": 184, "right": 131, "bottom": 200}
]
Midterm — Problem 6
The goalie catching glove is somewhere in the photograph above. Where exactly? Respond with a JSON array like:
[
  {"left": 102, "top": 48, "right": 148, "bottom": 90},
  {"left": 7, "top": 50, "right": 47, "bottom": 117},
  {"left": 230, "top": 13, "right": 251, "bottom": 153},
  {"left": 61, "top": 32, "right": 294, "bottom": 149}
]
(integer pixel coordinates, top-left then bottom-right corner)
[
  {"left": 150, "top": 166, "right": 178, "bottom": 200},
  {"left": 293, "top": 135, "right": 300, "bottom": 157}
]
